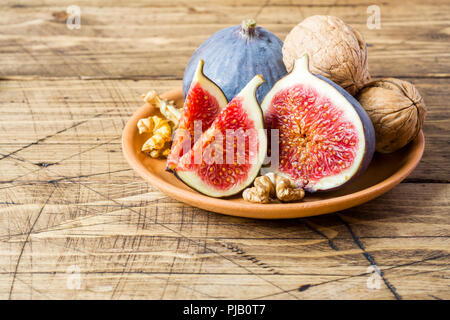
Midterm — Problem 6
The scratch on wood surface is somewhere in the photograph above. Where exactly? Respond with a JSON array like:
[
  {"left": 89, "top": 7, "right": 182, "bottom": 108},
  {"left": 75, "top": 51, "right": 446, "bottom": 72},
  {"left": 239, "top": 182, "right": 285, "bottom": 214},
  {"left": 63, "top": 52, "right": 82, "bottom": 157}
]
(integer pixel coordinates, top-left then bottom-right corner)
[
  {"left": 254, "top": 0, "right": 270, "bottom": 20},
  {"left": 159, "top": 237, "right": 180, "bottom": 299},
  {"left": 0, "top": 136, "right": 120, "bottom": 185},
  {"left": 302, "top": 220, "right": 339, "bottom": 251},
  {"left": 77, "top": 181, "right": 300, "bottom": 299},
  {"left": 338, "top": 215, "right": 402, "bottom": 300},
  {"left": 1, "top": 119, "right": 90, "bottom": 161},
  {"left": 251, "top": 252, "right": 449, "bottom": 300},
  {"left": 217, "top": 240, "right": 280, "bottom": 274},
  {"left": 0, "top": 264, "right": 53, "bottom": 299},
  {"left": 8, "top": 186, "right": 56, "bottom": 299}
]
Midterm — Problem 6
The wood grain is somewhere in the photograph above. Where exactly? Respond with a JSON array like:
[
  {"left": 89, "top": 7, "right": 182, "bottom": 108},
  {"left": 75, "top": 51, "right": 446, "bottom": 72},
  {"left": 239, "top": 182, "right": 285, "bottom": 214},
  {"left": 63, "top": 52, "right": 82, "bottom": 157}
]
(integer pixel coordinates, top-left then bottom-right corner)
[
  {"left": 1, "top": 0, "right": 450, "bottom": 79},
  {"left": 0, "top": 0, "right": 449, "bottom": 300}
]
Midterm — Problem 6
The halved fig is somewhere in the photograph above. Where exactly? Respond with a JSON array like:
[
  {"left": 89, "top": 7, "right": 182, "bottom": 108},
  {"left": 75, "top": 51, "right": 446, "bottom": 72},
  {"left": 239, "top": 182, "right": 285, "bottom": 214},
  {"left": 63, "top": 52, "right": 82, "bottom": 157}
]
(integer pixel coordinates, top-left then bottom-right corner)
[
  {"left": 166, "top": 59, "right": 227, "bottom": 170},
  {"left": 175, "top": 75, "right": 267, "bottom": 197},
  {"left": 262, "top": 54, "right": 375, "bottom": 192}
]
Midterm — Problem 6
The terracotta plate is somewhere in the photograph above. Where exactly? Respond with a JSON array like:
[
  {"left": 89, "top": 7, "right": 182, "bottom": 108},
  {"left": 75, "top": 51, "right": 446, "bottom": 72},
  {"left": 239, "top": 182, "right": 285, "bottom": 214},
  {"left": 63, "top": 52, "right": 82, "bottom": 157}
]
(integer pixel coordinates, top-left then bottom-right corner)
[{"left": 122, "top": 87, "right": 425, "bottom": 219}]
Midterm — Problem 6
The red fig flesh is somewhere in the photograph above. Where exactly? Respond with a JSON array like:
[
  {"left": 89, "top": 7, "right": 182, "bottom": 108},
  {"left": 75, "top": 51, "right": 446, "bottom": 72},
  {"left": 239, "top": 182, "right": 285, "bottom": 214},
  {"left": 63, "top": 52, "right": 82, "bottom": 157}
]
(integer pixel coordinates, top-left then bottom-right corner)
[
  {"left": 262, "top": 55, "right": 375, "bottom": 192},
  {"left": 167, "top": 59, "right": 227, "bottom": 170},
  {"left": 175, "top": 75, "right": 267, "bottom": 197}
]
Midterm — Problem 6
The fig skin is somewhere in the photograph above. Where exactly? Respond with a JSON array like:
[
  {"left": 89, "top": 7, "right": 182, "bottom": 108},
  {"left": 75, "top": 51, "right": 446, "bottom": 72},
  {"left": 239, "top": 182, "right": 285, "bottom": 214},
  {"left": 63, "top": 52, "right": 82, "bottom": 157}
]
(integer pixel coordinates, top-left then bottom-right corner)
[
  {"left": 356, "top": 78, "right": 426, "bottom": 153},
  {"left": 183, "top": 19, "right": 287, "bottom": 104},
  {"left": 282, "top": 15, "right": 370, "bottom": 96}
]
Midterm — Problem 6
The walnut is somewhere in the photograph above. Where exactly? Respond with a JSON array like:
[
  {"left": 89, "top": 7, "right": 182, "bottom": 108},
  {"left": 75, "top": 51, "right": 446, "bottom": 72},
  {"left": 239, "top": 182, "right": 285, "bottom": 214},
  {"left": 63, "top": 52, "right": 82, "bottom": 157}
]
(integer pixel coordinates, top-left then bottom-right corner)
[
  {"left": 137, "top": 115, "right": 172, "bottom": 158},
  {"left": 243, "top": 175, "right": 273, "bottom": 203},
  {"left": 282, "top": 15, "right": 370, "bottom": 95},
  {"left": 147, "top": 142, "right": 171, "bottom": 158},
  {"left": 142, "top": 90, "right": 181, "bottom": 127},
  {"left": 243, "top": 173, "right": 305, "bottom": 203},
  {"left": 137, "top": 91, "right": 183, "bottom": 159},
  {"left": 356, "top": 78, "right": 426, "bottom": 153}
]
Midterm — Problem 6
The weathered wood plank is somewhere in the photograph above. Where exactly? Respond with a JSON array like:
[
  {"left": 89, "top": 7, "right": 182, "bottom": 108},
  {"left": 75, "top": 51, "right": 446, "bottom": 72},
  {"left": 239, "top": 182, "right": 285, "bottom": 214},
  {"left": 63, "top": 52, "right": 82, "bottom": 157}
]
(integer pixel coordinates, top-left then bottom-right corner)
[
  {"left": 0, "top": 180, "right": 448, "bottom": 299},
  {"left": 1, "top": 0, "right": 449, "bottom": 79}
]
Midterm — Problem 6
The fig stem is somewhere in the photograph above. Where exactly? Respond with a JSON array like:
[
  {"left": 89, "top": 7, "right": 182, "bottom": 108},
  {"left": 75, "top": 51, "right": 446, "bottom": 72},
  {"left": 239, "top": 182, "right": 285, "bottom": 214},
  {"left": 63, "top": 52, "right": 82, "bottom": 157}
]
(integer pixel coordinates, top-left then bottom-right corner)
[
  {"left": 292, "top": 54, "right": 310, "bottom": 74},
  {"left": 238, "top": 74, "right": 264, "bottom": 98},
  {"left": 240, "top": 19, "right": 257, "bottom": 38},
  {"left": 192, "top": 59, "right": 205, "bottom": 82}
]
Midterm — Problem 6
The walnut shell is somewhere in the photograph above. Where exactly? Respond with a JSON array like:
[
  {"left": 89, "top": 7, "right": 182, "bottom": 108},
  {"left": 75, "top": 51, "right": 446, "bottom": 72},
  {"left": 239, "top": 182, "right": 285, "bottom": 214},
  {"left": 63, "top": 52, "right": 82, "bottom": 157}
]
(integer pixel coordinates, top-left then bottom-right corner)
[
  {"left": 282, "top": 15, "right": 370, "bottom": 96},
  {"left": 356, "top": 78, "right": 426, "bottom": 153}
]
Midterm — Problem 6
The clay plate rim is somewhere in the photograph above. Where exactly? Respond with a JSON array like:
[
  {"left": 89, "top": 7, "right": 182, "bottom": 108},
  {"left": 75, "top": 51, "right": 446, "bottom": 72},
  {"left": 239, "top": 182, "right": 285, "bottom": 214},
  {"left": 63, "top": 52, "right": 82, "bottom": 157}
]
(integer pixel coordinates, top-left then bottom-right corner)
[{"left": 122, "top": 87, "right": 425, "bottom": 219}]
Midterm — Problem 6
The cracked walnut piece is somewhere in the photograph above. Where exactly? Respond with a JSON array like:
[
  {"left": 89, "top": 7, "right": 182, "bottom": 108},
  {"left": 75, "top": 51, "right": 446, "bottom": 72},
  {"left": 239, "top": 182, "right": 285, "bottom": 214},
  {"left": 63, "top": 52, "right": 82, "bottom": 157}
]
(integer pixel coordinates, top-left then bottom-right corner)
[
  {"left": 142, "top": 90, "right": 181, "bottom": 127},
  {"left": 243, "top": 173, "right": 305, "bottom": 203},
  {"left": 137, "top": 115, "right": 172, "bottom": 158}
]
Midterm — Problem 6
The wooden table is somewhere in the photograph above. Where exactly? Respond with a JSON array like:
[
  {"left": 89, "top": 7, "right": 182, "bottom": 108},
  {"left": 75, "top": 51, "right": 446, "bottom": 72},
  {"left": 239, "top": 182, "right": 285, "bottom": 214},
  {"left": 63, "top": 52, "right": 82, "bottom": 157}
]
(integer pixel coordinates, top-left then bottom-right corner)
[{"left": 0, "top": 0, "right": 448, "bottom": 300}]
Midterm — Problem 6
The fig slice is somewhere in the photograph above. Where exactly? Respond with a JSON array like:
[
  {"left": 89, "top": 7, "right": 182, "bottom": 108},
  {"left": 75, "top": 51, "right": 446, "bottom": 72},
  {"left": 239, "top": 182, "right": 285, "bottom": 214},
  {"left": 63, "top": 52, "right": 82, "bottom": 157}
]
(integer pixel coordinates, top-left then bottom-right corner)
[
  {"left": 174, "top": 75, "right": 267, "bottom": 197},
  {"left": 166, "top": 59, "right": 227, "bottom": 170},
  {"left": 262, "top": 54, "right": 375, "bottom": 192}
]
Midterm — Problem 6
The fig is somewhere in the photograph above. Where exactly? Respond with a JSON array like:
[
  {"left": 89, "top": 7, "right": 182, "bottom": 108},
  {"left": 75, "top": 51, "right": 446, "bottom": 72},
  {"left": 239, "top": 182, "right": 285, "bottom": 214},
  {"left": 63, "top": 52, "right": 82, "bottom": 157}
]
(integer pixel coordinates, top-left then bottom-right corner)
[
  {"left": 167, "top": 59, "right": 227, "bottom": 170},
  {"left": 262, "top": 55, "right": 375, "bottom": 192},
  {"left": 183, "top": 19, "right": 287, "bottom": 103},
  {"left": 175, "top": 75, "right": 267, "bottom": 197}
]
